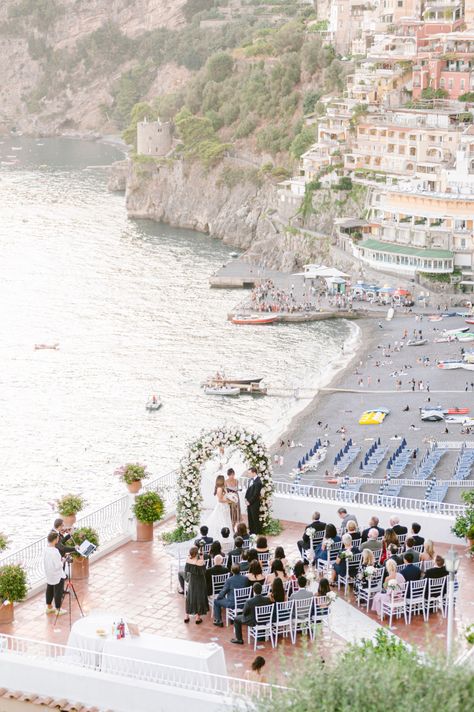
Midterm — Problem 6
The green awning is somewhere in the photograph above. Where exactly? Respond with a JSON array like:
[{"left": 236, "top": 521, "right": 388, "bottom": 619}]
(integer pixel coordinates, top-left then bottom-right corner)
[{"left": 359, "top": 239, "right": 453, "bottom": 259}]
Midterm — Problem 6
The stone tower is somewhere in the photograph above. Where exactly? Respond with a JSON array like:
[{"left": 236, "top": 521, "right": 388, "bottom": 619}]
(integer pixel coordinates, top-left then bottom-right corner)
[{"left": 136, "top": 117, "right": 172, "bottom": 156}]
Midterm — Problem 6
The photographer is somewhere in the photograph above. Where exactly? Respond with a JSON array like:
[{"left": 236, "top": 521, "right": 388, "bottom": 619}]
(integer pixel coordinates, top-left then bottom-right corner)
[
  {"left": 44, "top": 531, "right": 67, "bottom": 616},
  {"left": 50, "top": 518, "right": 76, "bottom": 556}
]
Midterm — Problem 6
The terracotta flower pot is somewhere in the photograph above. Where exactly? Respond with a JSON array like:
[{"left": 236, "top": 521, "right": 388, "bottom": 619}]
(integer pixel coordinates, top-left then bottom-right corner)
[
  {"left": 71, "top": 557, "right": 90, "bottom": 581},
  {"left": 62, "top": 514, "right": 76, "bottom": 527},
  {"left": 136, "top": 521, "right": 153, "bottom": 542},
  {"left": 126, "top": 480, "right": 142, "bottom": 494},
  {"left": 0, "top": 602, "right": 14, "bottom": 625}
]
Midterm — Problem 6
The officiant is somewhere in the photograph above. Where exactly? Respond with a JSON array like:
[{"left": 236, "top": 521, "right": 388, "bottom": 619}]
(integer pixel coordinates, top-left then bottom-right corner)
[
  {"left": 245, "top": 466, "right": 262, "bottom": 534},
  {"left": 225, "top": 468, "right": 241, "bottom": 527}
]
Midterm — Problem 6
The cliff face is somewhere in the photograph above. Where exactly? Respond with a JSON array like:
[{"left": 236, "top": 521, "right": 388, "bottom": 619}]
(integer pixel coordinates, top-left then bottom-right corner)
[
  {"left": 121, "top": 158, "right": 368, "bottom": 272},
  {"left": 0, "top": 0, "right": 186, "bottom": 135}
]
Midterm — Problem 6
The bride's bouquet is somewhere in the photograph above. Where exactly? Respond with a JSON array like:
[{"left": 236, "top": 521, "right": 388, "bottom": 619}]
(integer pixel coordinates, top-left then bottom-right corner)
[{"left": 226, "top": 491, "right": 239, "bottom": 505}]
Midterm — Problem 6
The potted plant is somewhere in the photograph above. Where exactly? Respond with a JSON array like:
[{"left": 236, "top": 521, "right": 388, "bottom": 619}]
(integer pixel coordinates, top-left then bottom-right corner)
[
  {"left": 56, "top": 493, "right": 86, "bottom": 527},
  {"left": 0, "top": 532, "right": 9, "bottom": 553},
  {"left": 68, "top": 526, "right": 99, "bottom": 580},
  {"left": 452, "top": 491, "right": 474, "bottom": 551},
  {"left": 133, "top": 491, "right": 165, "bottom": 542},
  {"left": 0, "top": 564, "right": 28, "bottom": 624},
  {"left": 115, "top": 463, "right": 149, "bottom": 494}
]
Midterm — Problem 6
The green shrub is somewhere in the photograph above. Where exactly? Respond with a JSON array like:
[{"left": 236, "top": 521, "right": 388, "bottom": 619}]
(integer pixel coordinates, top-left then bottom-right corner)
[
  {"left": 452, "top": 491, "right": 474, "bottom": 539},
  {"left": 69, "top": 527, "right": 99, "bottom": 559},
  {"left": 162, "top": 526, "right": 196, "bottom": 544},
  {"left": 206, "top": 52, "right": 234, "bottom": 83},
  {"left": 255, "top": 629, "right": 474, "bottom": 711},
  {"left": 56, "top": 494, "right": 86, "bottom": 517},
  {"left": 303, "top": 89, "right": 321, "bottom": 114},
  {"left": 0, "top": 564, "right": 28, "bottom": 603},
  {"left": 0, "top": 532, "right": 9, "bottom": 552},
  {"left": 332, "top": 176, "right": 352, "bottom": 190},
  {"left": 133, "top": 491, "right": 165, "bottom": 524},
  {"left": 290, "top": 126, "right": 315, "bottom": 159},
  {"left": 459, "top": 91, "right": 474, "bottom": 102}
]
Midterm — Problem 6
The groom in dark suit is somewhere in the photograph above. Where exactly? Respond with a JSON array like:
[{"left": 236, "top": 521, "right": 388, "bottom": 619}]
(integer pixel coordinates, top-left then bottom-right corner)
[{"left": 245, "top": 466, "right": 262, "bottom": 534}]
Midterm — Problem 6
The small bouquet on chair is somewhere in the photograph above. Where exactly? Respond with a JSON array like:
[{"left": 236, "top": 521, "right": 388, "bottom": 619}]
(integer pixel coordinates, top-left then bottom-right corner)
[
  {"left": 386, "top": 580, "right": 400, "bottom": 593},
  {"left": 326, "top": 591, "right": 337, "bottom": 604}
]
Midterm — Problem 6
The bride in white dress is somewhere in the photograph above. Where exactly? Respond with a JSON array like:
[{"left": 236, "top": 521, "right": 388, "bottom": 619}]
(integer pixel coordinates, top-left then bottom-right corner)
[{"left": 204, "top": 475, "right": 233, "bottom": 539}]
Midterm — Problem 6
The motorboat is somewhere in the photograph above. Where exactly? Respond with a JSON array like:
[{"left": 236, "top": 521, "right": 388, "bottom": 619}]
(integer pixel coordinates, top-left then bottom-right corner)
[
  {"left": 229, "top": 252, "right": 239, "bottom": 259},
  {"left": 206, "top": 374, "right": 263, "bottom": 386},
  {"left": 466, "top": 318, "right": 474, "bottom": 325},
  {"left": 204, "top": 386, "right": 240, "bottom": 396},
  {"left": 428, "top": 315, "right": 443, "bottom": 322},
  {"left": 407, "top": 339, "right": 428, "bottom": 346},
  {"left": 437, "top": 360, "right": 464, "bottom": 369},
  {"left": 445, "top": 407, "right": 470, "bottom": 415},
  {"left": 445, "top": 414, "right": 472, "bottom": 424},
  {"left": 462, "top": 363, "right": 474, "bottom": 371},
  {"left": 456, "top": 332, "right": 474, "bottom": 342},
  {"left": 34, "top": 343, "right": 59, "bottom": 350},
  {"left": 443, "top": 326, "right": 469, "bottom": 335},
  {"left": 434, "top": 335, "right": 455, "bottom": 343},
  {"left": 231, "top": 314, "right": 279, "bottom": 325},
  {"left": 146, "top": 398, "right": 162, "bottom": 411},
  {"left": 420, "top": 411, "right": 444, "bottom": 422}
]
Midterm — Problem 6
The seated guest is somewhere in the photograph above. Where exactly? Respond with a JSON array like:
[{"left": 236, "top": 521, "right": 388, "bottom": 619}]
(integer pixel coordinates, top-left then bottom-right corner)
[
  {"left": 227, "top": 536, "right": 245, "bottom": 570},
  {"left": 194, "top": 525, "right": 213, "bottom": 547},
  {"left": 245, "top": 559, "right": 266, "bottom": 586},
  {"left": 231, "top": 582, "right": 272, "bottom": 644},
  {"left": 297, "top": 511, "right": 326, "bottom": 558},
  {"left": 289, "top": 560, "right": 306, "bottom": 585},
  {"left": 245, "top": 656, "right": 267, "bottom": 683},
  {"left": 346, "top": 519, "right": 361, "bottom": 542},
  {"left": 337, "top": 507, "right": 359, "bottom": 535},
  {"left": 331, "top": 533, "right": 358, "bottom": 584},
  {"left": 420, "top": 539, "right": 435, "bottom": 562},
  {"left": 290, "top": 575, "right": 313, "bottom": 604},
  {"left": 265, "top": 559, "right": 288, "bottom": 586},
  {"left": 272, "top": 546, "right": 288, "bottom": 569},
  {"left": 371, "top": 559, "right": 405, "bottom": 617},
  {"left": 317, "top": 577, "right": 330, "bottom": 597},
  {"left": 234, "top": 522, "right": 250, "bottom": 542},
  {"left": 424, "top": 555, "right": 448, "bottom": 583},
  {"left": 220, "top": 527, "right": 231, "bottom": 541},
  {"left": 354, "top": 549, "right": 376, "bottom": 594},
  {"left": 255, "top": 536, "right": 269, "bottom": 554},
  {"left": 247, "top": 548, "right": 259, "bottom": 565},
  {"left": 386, "top": 543, "right": 403, "bottom": 566},
  {"left": 270, "top": 577, "right": 286, "bottom": 607},
  {"left": 314, "top": 523, "right": 341, "bottom": 562},
  {"left": 361, "top": 516, "right": 384, "bottom": 543},
  {"left": 401, "top": 552, "right": 421, "bottom": 584},
  {"left": 239, "top": 549, "right": 250, "bottom": 573},
  {"left": 213, "top": 564, "right": 249, "bottom": 626},
  {"left": 360, "top": 528, "right": 383, "bottom": 552},
  {"left": 410, "top": 522, "right": 425, "bottom": 547},
  {"left": 206, "top": 554, "right": 228, "bottom": 596},
  {"left": 380, "top": 528, "right": 400, "bottom": 565},
  {"left": 389, "top": 516, "right": 407, "bottom": 537},
  {"left": 404, "top": 537, "right": 421, "bottom": 563}
]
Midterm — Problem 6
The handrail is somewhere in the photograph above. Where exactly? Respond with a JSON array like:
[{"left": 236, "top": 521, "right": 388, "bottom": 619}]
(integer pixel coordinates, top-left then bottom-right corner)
[
  {"left": 0, "top": 470, "right": 179, "bottom": 590},
  {"left": 272, "top": 480, "right": 465, "bottom": 515},
  {"left": 336, "top": 478, "right": 474, "bottom": 488},
  {"left": 0, "top": 633, "right": 286, "bottom": 699}
]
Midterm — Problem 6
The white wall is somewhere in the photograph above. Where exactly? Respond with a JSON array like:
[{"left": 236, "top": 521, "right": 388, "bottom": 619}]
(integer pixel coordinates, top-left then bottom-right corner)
[
  {"left": 0, "top": 656, "right": 233, "bottom": 712},
  {"left": 272, "top": 493, "right": 459, "bottom": 545}
]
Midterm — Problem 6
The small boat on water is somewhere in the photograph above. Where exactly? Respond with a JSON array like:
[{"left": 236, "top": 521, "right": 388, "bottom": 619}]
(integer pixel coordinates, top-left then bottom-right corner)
[
  {"left": 34, "top": 343, "right": 59, "bottom": 350},
  {"left": 437, "top": 360, "right": 464, "bottom": 370},
  {"left": 466, "top": 318, "right": 474, "bottom": 325},
  {"left": 434, "top": 335, "right": 455, "bottom": 343},
  {"left": 428, "top": 315, "right": 443, "bottom": 322},
  {"left": 444, "top": 326, "right": 469, "bottom": 336},
  {"left": 446, "top": 407, "right": 470, "bottom": 415},
  {"left": 232, "top": 314, "right": 279, "bottom": 325},
  {"left": 420, "top": 410, "right": 444, "bottom": 422},
  {"left": 445, "top": 414, "right": 472, "bottom": 424},
  {"left": 204, "top": 386, "right": 240, "bottom": 396},
  {"left": 456, "top": 332, "right": 474, "bottom": 342},
  {"left": 407, "top": 339, "right": 428, "bottom": 346},
  {"left": 146, "top": 397, "right": 162, "bottom": 411}
]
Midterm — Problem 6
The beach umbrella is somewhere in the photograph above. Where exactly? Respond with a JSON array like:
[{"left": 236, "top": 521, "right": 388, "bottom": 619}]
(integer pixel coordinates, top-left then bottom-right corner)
[
  {"left": 318, "top": 439, "right": 321, "bottom": 447},
  {"left": 359, "top": 461, "right": 363, "bottom": 470},
  {"left": 309, "top": 448, "right": 314, "bottom": 457},
  {"left": 297, "top": 460, "right": 302, "bottom": 470},
  {"left": 378, "top": 437, "right": 381, "bottom": 445}
]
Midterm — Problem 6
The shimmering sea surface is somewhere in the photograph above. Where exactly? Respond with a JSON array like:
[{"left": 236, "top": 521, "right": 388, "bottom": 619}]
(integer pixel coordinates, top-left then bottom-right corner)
[{"left": 0, "top": 137, "right": 353, "bottom": 546}]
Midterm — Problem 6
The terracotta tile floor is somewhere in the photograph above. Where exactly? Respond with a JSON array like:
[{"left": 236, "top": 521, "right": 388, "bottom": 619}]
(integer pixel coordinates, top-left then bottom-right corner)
[{"left": 0, "top": 520, "right": 472, "bottom": 679}]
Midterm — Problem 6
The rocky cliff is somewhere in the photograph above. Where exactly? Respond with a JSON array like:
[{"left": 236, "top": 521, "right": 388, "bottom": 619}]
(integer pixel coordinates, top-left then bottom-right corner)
[
  {"left": 120, "top": 157, "right": 368, "bottom": 272},
  {"left": 0, "top": 0, "right": 186, "bottom": 135}
]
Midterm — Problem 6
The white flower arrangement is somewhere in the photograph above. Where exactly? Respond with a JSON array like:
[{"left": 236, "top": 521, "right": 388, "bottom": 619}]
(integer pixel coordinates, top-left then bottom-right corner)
[
  {"left": 340, "top": 550, "right": 353, "bottom": 560},
  {"left": 386, "top": 579, "right": 399, "bottom": 592},
  {"left": 305, "top": 527, "right": 314, "bottom": 538},
  {"left": 175, "top": 426, "right": 274, "bottom": 536},
  {"left": 364, "top": 565, "right": 376, "bottom": 578},
  {"left": 326, "top": 591, "right": 337, "bottom": 604},
  {"left": 324, "top": 538, "right": 334, "bottom": 547}
]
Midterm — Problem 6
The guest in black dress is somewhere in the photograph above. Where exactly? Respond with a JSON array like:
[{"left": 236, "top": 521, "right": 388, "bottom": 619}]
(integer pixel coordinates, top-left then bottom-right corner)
[{"left": 184, "top": 546, "right": 209, "bottom": 624}]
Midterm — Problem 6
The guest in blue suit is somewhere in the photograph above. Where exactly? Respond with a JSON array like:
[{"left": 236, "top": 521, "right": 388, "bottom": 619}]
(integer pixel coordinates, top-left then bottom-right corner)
[
  {"left": 213, "top": 564, "right": 249, "bottom": 626},
  {"left": 401, "top": 552, "right": 422, "bottom": 584},
  {"left": 314, "top": 523, "right": 341, "bottom": 563}
]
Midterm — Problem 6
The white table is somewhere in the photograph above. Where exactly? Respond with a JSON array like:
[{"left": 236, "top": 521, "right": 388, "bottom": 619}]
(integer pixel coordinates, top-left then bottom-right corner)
[{"left": 66, "top": 613, "right": 226, "bottom": 676}]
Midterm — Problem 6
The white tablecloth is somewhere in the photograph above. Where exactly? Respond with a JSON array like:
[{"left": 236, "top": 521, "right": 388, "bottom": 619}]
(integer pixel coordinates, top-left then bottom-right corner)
[{"left": 66, "top": 613, "right": 226, "bottom": 676}]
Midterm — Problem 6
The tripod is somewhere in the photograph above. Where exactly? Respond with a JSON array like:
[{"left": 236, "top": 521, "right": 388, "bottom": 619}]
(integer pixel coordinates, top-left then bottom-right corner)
[{"left": 54, "top": 558, "right": 85, "bottom": 629}]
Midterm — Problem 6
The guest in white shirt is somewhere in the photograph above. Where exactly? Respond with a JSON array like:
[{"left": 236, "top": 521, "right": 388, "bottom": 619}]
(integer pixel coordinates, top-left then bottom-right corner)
[{"left": 44, "top": 531, "right": 67, "bottom": 616}]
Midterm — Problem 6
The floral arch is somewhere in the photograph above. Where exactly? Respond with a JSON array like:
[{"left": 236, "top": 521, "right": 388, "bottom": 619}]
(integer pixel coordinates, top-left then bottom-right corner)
[{"left": 175, "top": 426, "right": 274, "bottom": 540}]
